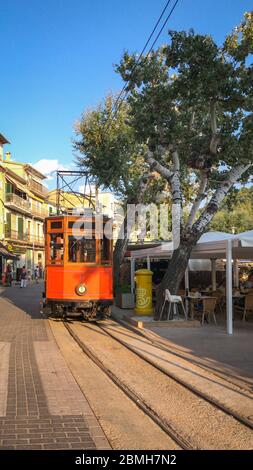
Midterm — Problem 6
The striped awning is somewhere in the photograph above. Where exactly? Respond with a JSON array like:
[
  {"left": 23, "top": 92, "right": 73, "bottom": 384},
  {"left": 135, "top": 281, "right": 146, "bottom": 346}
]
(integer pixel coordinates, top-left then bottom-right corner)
[
  {"left": 5, "top": 176, "right": 44, "bottom": 202},
  {"left": 0, "top": 243, "right": 17, "bottom": 259}
]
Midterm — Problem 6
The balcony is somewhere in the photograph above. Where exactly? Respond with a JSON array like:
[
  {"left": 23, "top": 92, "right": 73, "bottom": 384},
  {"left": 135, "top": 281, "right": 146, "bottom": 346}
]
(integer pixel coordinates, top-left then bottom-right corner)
[
  {"left": 30, "top": 205, "right": 49, "bottom": 219},
  {"left": 5, "top": 229, "right": 28, "bottom": 242},
  {"left": 27, "top": 234, "right": 45, "bottom": 246},
  {"left": 29, "top": 180, "right": 48, "bottom": 197},
  {"left": 5, "top": 229, "right": 44, "bottom": 246},
  {"left": 5, "top": 193, "right": 31, "bottom": 214}
]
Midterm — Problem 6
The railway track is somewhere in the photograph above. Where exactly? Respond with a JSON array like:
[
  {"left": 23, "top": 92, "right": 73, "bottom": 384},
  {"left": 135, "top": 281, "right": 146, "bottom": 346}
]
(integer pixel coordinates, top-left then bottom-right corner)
[
  {"left": 96, "top": 319, "right": 253, "bottom": 431},
  {"left": 62, "top": 317, "right": 253, "bottom": 450},
  {"left": 63, "top": 320, "right": 194, "bottom": 450},
  {"left": 113, "top": 315, "right": 253, "bottom": 395}
]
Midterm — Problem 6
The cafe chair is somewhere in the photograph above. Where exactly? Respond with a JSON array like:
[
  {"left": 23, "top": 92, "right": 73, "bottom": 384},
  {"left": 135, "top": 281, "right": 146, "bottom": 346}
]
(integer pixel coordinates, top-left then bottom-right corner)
[
  {"left": 201, "top": 297, "right": 217, "bottom": 325},
  {"left": 159, "top": 289, "right": 187, "bottom": 321},
  {"left": 194, "top": 297, "right": 217, "bottom": 326},
  {"left": 242, "top": 294, "right": 253, "bottom": 322},
  {"left": 211, "top": 290, "right": 224, "bottom": 314}
]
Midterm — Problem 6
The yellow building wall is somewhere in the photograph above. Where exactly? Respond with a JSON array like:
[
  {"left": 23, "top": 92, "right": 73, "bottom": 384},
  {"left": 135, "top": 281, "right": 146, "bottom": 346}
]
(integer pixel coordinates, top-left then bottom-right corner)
[{"left": 0, "top": 172, "right": 4, "bottom": 239}]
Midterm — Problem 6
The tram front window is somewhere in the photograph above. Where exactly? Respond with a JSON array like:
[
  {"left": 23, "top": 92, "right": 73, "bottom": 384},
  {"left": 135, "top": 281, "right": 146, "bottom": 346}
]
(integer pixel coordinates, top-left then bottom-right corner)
[
  {"left": 68, "top": 236, "right": 96, "bottom": 263},
  {"left": 50, "top": 233, "right": 64, "bottom": 263}
]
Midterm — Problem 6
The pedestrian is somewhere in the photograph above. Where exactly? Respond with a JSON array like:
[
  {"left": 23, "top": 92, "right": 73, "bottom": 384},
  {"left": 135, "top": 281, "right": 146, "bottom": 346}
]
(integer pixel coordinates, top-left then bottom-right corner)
[
  {"left": 34, "top": 265, "right": 39, "bottom": 284},
  {"left": 39, "top": 264, "right": 43, "bottom": 279},
  {"left": 6, "top": 264, "right": 13, "bottom": 287},
  {"left": 20, "top": 265, "right": 27, "bottom": 288}
]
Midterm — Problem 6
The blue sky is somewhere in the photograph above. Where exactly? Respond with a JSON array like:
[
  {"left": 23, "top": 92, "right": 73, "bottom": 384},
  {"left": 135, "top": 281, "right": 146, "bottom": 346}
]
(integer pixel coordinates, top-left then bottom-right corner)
[{"left": 1, "top": 0, "right": 252, "bottom": 184}]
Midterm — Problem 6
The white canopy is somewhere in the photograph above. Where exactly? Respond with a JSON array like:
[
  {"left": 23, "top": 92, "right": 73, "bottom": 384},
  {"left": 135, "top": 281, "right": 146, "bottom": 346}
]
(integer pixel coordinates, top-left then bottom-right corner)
[
  {"left": 130, "top": 230, "right": 253, "bottom": 261},
  {"left": 130, "top": 230, "right": 253, "bottom": 336}
]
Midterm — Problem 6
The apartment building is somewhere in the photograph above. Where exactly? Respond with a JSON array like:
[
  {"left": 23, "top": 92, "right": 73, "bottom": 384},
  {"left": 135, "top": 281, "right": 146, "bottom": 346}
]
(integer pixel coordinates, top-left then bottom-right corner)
[{"left": 0, "top": 133, "right": 48, "bottom": 274}]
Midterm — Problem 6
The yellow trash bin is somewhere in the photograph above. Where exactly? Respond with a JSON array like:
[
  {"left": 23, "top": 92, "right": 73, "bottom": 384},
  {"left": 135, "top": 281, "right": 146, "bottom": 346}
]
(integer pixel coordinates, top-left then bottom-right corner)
[{"left": 135, "top": 269, "right": 153, "bottom": 316}]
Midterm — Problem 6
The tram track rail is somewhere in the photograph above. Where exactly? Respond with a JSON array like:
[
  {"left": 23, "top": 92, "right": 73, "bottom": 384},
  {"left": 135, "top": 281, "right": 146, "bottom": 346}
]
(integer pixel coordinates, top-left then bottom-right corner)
[
  {"left": 63, "top": 320, "right": 194, "bottom": 450},
  {"left": 113, "top": 315, "right": 253, "bottom": 395},
  {"left": 95, "top": 319, "right": 253, "bottom": 432}
]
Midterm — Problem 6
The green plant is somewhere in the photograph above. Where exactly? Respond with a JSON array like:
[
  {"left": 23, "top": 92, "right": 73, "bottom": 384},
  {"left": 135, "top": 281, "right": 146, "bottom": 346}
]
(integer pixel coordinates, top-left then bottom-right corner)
[{"left": 115, "top": 283, "right": 131, "bottom": 294}]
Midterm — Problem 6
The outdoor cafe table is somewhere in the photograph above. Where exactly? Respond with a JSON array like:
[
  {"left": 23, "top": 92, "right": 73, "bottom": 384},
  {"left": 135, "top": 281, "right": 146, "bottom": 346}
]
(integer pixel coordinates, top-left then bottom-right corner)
[
  {"left": 185, "top": 293, "right": 245, "bottom": 319},
  {"left": 184, "top": 295, "right": 213, "bottom": 320}
]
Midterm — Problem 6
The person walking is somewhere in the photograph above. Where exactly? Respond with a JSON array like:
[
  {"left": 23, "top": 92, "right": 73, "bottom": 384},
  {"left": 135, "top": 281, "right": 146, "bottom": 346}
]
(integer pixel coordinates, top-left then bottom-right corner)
[
  {"left": 6, "top": 264, "right": 13, "bottom": 287},
  {"left": 34, "top": 265, "right": 39, "bottom": 284},
  {"left": 20, "top": 265, "right": 27, "bottom": 288}
]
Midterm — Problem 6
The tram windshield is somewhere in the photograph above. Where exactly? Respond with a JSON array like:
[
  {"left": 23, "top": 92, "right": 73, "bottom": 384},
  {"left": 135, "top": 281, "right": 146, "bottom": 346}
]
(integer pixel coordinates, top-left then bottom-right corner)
[
  {"left": 50, "top": 233, "right": 64, "bottom": 263},
  {"left": 68, "top": 236, "right": 96, "bottom": 263}
]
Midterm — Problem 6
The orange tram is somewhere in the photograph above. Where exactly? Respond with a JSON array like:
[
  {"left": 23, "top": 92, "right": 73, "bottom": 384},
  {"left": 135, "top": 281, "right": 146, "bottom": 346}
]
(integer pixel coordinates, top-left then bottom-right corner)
[{"left": 42, "top": 214, "right": 113, "bottom": 320}]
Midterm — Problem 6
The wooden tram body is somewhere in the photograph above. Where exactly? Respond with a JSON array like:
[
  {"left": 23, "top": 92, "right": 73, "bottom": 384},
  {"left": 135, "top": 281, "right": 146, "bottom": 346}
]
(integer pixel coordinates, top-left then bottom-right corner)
[{"left": 43, "top": 214, "right": 113, "bottom": 319}]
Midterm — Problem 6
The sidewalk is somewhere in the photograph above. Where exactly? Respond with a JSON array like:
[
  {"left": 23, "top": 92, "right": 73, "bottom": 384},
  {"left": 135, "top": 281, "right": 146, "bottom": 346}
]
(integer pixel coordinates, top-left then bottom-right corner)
[{"left": 0, "top": 283, "right": 110, "bottom": 450}]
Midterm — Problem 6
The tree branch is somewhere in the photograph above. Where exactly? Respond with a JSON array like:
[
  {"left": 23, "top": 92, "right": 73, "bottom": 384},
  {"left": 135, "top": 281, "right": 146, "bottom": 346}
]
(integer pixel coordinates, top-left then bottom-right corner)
[
  {"left": 171, "top": 147, "right": 180, "bottom": 172},
  {"left": 139, "top": 172, "right": 152, "bottom": 200},
  {"left": 192, "top": 164, "right": 252, "bottom": 234},
  {"left": 145, "top": 149, "right": 173, "bottom": 180},
  {"left": 145, "top": 147, "right": 182, "bottom": 231},
  {"left": 210, "top": 101, "right": 220, "bottom": 155},
  {"left": 186, "top": 171, "right": 208, "bottom": 227},
  {"left": 170, "top": 148, "right": 182, "bottom": 207}
]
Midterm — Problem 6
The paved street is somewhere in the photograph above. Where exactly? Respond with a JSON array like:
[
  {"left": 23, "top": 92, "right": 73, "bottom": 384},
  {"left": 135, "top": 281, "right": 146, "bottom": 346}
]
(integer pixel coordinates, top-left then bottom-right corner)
[{"left": 0, "top": 282, "right": 110, "bottom": 450}]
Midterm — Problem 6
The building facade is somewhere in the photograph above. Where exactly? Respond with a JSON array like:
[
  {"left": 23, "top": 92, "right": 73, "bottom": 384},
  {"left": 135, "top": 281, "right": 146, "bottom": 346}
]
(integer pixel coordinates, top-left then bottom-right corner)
[
  {"left": 47, "top": 186, "right": 117, "bottom": 219},
  {"left": 0, "top": 133, "right": 48, "bottom": 278}
]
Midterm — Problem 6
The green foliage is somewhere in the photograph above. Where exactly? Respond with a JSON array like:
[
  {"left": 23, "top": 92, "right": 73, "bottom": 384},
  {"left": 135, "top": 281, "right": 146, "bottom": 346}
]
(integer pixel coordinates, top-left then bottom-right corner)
[
  {"left": 74, "top": 94, "right": 146, "bottom": 201},
  {"left": 74, "top": 93, "right": 174, "bottom": 208},
  {"left": 224, "top": 12, "right": 253, "bottom": 62},
  {"left": 211, "top": 186, "right": 253, "bottom": 233},
  {"left": 116, "top": 12, "right": 253, "bottom": 186},
  {"left": 114, "top": 282, "right": 131, "bottom": 294},
  {"left": 74, "top": 12, "right": 253, "bottom": 244}
]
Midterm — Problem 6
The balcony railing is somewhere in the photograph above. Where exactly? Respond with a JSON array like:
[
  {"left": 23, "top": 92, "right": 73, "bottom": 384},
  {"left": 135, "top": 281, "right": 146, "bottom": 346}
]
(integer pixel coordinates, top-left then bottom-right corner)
[
  {"left": 30, "top": 205, "right": 49, "bottom": 219},
  {"left": 5, "top": 229, "right": 44, "bottom": 245},
  {"left": 29, "top": 180, "right": 48, "bottom": 196},
  {"left": 5, "top": 193, "right": 48, "bottom": 219},
  {"left": 28, "top": 234, "right": 45, "bottom": 245},
  {"left": 5, "top": 193, "right": 30, "bottom": 212},
  {"left": 5, "top": 229, "right": 27, "bottom": 241}
]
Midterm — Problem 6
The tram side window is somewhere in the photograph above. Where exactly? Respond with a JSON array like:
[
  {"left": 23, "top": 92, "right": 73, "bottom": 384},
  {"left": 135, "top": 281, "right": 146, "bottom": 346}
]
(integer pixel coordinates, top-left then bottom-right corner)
[
  {"left": 101, "top": 237, "right": 111, "bottom": 265},
  {"left": 68, "top": 236, "right": 96, "bottom": 263},
  {"left": 50, "top": 233, "right": 64, "bottom": 263}
]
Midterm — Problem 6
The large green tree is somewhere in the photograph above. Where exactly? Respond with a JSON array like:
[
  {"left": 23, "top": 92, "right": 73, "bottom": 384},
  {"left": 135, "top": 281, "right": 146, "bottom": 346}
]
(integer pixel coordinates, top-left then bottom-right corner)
[
  {"left": 74, "top": 95, "right": 152, "bottom": 288},
  {"left": 115, "top": 12, "right": 253, "bottom": 317}
]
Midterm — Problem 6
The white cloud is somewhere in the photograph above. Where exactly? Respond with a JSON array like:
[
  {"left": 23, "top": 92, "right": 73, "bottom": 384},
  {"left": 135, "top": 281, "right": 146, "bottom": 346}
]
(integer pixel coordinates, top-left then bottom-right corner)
[{"left": 32, "top": 159, "right": 70, "bottom": 181}]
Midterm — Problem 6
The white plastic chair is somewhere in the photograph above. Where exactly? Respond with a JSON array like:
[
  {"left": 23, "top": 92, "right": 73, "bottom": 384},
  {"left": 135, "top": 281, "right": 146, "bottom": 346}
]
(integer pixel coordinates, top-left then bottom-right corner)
[{"left": 159, "top": 289, "right": 187, "bottom": 321}]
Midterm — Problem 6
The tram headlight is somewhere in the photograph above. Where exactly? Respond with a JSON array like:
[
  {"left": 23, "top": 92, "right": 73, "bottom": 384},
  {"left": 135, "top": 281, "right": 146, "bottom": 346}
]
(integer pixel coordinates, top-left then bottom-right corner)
[{"left": 75, "top": 283, "right": 87, "bottom": 296}]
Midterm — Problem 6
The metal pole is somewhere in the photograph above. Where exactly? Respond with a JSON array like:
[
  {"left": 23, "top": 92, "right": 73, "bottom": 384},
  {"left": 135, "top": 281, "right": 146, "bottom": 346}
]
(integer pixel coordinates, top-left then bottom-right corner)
[
  {"left": 184, "top": 265, "right": 189, "bottom": 318},
  {"left": 226, "top": 239, "right": 233, "bottom": 335},
  {"left": 56, "top": 172, "right": 59, "bottom": 214},
  {"left": 234, "top": 259, "right": 239, "bottom": 288},
  {"left": 131, "top": 257, "right": 135, "bottom": 294},
  {"left": 211, "top": 259, "right": 217, "bottom": 291},
  {"left": 147, "top": 256, "right": 151, "bottom": 270},
  {"left": 185, "top": 265, "right": 189, "bottom": 291}
]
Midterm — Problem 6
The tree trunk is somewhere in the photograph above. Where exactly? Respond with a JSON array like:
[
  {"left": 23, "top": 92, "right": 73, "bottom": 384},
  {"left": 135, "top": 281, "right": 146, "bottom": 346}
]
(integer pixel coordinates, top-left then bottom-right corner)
[
  {"left": 113, "top": 215, "right": 129, "bottom": 291},
  {"left": 112, "top": 174, "right": 150, "bottom": 292},
  {"left": 154, "top": 236, "right": 197, "bottom": 320}
]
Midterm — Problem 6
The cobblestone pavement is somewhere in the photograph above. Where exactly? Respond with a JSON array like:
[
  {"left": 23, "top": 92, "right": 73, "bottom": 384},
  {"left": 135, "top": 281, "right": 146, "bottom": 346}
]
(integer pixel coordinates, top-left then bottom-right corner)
[{"left": 0, "top": 283, "right": 110, "bottom": 450}]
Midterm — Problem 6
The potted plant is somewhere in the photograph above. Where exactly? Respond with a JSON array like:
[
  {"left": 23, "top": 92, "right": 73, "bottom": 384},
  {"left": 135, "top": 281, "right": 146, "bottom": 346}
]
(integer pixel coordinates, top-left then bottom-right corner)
[{"left": 115, "top": 283, "right": 135, "bottom": 309}]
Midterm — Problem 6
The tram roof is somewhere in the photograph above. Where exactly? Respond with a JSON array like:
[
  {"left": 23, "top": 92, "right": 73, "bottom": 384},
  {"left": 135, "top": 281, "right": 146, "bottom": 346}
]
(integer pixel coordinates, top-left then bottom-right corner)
[{"left": 45, "top": 214, "right": 112, "bottom": 220}]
